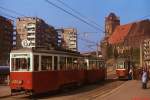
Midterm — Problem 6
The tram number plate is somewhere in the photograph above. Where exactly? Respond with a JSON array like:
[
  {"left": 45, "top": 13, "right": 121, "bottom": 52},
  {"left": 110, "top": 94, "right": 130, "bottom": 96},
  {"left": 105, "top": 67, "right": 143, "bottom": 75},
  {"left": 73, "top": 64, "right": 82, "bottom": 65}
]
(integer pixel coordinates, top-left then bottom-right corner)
[{"left": 11, "top": 80, "right": 23, "bottom": 84}]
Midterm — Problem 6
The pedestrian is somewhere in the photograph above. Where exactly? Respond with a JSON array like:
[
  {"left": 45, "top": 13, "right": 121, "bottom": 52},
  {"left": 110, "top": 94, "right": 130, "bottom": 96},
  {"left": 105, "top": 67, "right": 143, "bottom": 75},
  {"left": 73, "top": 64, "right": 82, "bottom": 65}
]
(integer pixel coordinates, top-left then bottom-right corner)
[
  {"left": 128, "top": 68, "right": 133, "bottom": 80},
  {"left": 141, "top": 68, "right": 148, "bottom": 89}
]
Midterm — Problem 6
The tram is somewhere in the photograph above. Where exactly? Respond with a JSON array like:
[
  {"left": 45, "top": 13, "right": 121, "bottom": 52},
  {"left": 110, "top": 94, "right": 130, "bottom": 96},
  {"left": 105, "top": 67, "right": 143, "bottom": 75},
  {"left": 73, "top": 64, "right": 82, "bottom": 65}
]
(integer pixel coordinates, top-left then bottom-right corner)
[
  {"left": 10, "top": 48, "right": 106, "bottom": 95},
  {"left": 116, "top": 58, "right": 131, "bottom": 79}
]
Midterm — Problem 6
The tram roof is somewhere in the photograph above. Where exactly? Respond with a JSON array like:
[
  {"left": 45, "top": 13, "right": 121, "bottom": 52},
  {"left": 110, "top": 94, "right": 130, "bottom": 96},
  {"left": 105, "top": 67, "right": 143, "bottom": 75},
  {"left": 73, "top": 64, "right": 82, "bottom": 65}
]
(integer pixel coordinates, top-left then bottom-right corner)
[
  {"left": 116, "top": 58, "right": 130, "bottom": 62},
  {"left": 11, "top": 48, "right": 82, "bottom": 56}
]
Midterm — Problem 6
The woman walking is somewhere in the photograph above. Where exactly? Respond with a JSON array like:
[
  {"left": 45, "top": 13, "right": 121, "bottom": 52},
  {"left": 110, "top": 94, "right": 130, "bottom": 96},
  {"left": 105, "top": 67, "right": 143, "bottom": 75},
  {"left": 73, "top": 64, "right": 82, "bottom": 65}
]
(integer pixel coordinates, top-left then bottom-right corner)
[{"left": 141, "top": 68, "right": 148, "bottom": 89}]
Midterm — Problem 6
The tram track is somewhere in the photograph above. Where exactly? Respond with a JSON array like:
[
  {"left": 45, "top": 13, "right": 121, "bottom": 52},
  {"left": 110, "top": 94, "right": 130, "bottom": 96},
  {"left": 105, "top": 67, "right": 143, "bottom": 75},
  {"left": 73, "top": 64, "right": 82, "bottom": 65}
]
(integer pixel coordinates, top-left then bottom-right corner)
[
  {"left": 35, "top": 79, "right": 126, "bottom": 100},
  {"left": 0, "top": 79, "right": 126, "bottom": 100}
]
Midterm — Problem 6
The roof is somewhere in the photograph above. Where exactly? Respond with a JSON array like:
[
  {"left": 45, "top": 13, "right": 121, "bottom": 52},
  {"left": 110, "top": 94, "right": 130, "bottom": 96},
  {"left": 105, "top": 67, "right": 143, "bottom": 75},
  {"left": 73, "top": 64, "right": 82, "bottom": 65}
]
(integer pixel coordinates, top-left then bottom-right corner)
[
  {"left": 11, "top": 48, "right": 81, "bottom": 57},
  {"left": 129, "top": 19, "right": 150, "bottom": 37},
  {"left": 108, "top": 23, "right": 133, "bottom": 44},
  {"left": 106, "top": 12, "right": 119, "bottom": 20}
]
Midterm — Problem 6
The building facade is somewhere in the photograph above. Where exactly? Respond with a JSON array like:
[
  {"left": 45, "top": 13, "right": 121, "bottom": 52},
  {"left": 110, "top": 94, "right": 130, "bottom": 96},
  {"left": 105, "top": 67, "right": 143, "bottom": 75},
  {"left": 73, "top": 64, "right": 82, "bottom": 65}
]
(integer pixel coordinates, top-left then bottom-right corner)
[
  {"left": 107, "top": 18, "right": 150, "bottom": 65},
  {"left": 101, "top": 12, "right": 150, "bottom": 66},
  {"left": 16, "top": 17, "right": 58, "bottom": 49},
  {"left": 101, "top": 13, "right": 120, "bottom": 59},
  {"left": 143, "top": 39, "right": 150, "bottom": 66},
  {"left": 0, "top": 16, "right": 13, "bottom": 65},
  {"left": 58, "top": 28, "right": 78, "bottom": 51}
]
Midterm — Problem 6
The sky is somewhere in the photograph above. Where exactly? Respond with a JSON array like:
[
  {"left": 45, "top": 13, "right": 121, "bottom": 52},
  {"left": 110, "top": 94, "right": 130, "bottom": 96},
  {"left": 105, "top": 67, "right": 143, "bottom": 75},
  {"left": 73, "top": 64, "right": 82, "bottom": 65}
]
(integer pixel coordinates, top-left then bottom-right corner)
[{"left": 0, "top": 0, "right": 150, "bottom": 52}]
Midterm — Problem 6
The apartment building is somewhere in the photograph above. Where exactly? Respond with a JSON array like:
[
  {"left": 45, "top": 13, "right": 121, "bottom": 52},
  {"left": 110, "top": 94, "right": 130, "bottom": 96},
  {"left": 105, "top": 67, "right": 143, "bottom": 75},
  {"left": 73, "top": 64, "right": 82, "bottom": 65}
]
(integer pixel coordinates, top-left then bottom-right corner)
[
  {"left": 0, "top": 16, "right": 13, "bottom": 65},
  {"left": 60, "top": 28, "right": 78, "bottom": 51},
  {"left": 16, "top": 17, "right": 58, "bottom": 49}
]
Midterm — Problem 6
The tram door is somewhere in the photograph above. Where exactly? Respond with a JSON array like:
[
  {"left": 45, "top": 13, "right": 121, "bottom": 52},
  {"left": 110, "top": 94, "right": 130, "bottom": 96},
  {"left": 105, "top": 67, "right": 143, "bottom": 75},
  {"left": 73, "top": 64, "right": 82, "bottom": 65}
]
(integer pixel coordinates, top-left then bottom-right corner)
[{"left": 54, "top": 56, "right": 58, "bottom": 70}]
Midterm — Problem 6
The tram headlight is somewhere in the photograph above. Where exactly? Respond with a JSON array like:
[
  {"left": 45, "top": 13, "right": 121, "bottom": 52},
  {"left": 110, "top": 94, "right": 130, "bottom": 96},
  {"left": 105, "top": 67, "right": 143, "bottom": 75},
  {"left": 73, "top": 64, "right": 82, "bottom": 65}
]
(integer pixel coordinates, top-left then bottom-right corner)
[{"left": 18, "top": 80, "right": 23, "bottom": 85}]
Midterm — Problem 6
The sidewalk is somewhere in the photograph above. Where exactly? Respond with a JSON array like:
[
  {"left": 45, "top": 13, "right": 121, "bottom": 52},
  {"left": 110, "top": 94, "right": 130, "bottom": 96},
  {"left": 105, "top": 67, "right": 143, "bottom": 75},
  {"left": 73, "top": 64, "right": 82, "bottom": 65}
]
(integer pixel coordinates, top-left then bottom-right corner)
[{"left": 97, "top": 80, "right": 150, "bottom": 100}]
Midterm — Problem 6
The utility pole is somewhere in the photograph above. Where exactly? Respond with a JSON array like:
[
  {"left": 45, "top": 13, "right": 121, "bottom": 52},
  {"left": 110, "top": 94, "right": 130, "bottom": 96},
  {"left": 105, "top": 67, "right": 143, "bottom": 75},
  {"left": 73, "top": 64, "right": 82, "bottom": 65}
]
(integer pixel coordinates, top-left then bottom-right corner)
[
  {"left": 140, "top": 41, "right": 143, "bottom": 67},
  {"left": 96, "top": 43, "right": 99, "bottom": 57}
]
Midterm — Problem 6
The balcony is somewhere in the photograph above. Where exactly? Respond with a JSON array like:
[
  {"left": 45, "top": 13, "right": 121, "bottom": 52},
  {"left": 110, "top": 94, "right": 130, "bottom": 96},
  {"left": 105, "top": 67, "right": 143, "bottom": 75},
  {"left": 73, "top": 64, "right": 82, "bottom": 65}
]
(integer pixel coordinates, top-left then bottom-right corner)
[
  {"left": 27, "top": 35, "right": 35, "bottom": 38},
  {"left": 69, "top": 38, "right": 76, "bottom": 41},
  {"left": 27, "top": 30, "right": 35, "bottom": 33},
  {"left": 26, "top": 24, "right": 35, "bottom": 28},
  {"left": 30, "top": 40, "right": 35, "bottom": 43}
]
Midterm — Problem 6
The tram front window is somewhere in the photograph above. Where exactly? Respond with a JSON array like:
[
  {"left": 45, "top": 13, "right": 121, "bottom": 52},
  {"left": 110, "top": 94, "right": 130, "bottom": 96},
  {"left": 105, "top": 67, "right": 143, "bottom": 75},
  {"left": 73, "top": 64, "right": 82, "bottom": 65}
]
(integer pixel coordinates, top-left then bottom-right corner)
[
  {"left": 11, "top": 58, "right": 30, "bottom": 71},
  {"left": 117, "top": 62, "right": 124, "bottom": 69}
]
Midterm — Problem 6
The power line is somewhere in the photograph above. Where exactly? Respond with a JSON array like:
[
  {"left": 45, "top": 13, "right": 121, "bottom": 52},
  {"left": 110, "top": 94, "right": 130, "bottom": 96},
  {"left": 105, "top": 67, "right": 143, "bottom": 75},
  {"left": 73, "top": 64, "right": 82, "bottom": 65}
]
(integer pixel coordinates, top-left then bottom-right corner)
[
  {"left": 0, "top": 6, "right": 25, "bottom": 17},
  {"left": 0, "top": 10, "right": 17, "bottom": 19},
  {"left": 78, "top": 36, "right": 98, "bottom": 45},
  {"left": 56, "top": 0, "right": 104, "bottom": 31},
  {"left": 45, "top": 0, "right": 104, "bottom": 32}
]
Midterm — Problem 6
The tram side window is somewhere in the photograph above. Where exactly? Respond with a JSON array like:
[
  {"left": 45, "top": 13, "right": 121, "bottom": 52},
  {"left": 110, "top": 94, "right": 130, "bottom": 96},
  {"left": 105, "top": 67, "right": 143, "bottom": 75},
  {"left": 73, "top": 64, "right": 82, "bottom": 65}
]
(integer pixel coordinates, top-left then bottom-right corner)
[
  {"left": 41, "top": 56, "right": 52, "bottom": 70},
  {"left": 60, "top": 57, "right": 66, "bottom": 70},
  {"left": 95, "top": 61, "right": 99, "bottom": 69},
  {"left": 11, "top": 58, "right": 30, "bottom": 71},
  {"left": 78, "top": 58, "right": 86, "bottom": 69},
  {"left": 93, "top": 61, "right": 96, "bottom": 69},
  {"left": 34, "top": 55, "right": 39, "bottom": 71},
  {"left": 89, "top": 60, "right": 92, "bottom": 69},
  {"left": 67, "top": 57, "right": 72, "bottom": 70},
  {"left": 100, "top": 62, "right": 105, "bottom": 68},
  {"left": 73, "top": 58, "right": 78, "bottom": 70},
  {"left": 99, "top": 62, "right": 103, "bottom": 68}
]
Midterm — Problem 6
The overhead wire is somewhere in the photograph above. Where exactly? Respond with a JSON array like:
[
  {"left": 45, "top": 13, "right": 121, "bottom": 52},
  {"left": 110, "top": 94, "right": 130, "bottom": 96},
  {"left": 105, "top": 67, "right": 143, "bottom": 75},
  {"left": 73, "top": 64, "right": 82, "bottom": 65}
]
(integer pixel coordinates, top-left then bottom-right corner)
[
  {"left": 56, "top": 0, "right": 104, "bottom": 31},
  {"left": 45, "top": 0, "right": 104, "bottom": 51},
  {"left": 0, "top": 6, "right": 25, "bottom": 17},
  {"left": 45, "top": 0, "right": 104, "bottom": 32},
  {"left": 0, "top": 10, "right": 17, "bottom": 19}
]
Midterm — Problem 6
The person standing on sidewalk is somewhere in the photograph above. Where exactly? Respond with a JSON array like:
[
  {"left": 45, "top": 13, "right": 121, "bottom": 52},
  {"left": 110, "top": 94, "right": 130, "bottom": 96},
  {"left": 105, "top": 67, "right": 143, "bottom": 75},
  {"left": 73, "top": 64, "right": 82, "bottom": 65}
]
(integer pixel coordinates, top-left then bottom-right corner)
[
  {"left": 128, "top": 68, "right": 133, "bottom": 80},
  {"left": 141, "top": 68, "right": 148, "bottom": 89}
]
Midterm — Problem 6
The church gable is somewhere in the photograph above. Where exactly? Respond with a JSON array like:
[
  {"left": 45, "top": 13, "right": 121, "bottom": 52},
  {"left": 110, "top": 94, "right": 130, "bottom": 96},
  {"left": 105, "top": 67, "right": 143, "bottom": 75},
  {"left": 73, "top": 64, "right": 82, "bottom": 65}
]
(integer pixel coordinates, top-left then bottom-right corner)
[{"left": 108, "top": 23, "right": 133, "bottom": 44}]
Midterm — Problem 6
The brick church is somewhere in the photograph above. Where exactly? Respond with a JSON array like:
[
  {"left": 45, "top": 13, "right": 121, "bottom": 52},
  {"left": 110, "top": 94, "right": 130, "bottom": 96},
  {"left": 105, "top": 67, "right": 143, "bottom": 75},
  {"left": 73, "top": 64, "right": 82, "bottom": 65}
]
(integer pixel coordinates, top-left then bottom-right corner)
[{"left": 101, "top": 13, "right": 150, "bottom": 65}]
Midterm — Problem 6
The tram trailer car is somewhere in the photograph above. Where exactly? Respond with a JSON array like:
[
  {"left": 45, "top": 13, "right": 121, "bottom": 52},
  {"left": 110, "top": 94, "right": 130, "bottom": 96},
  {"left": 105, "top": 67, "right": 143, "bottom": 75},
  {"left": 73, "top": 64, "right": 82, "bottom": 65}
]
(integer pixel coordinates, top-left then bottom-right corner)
[{"left": 10, "top": 48, "right": 106, "bottom": 95}]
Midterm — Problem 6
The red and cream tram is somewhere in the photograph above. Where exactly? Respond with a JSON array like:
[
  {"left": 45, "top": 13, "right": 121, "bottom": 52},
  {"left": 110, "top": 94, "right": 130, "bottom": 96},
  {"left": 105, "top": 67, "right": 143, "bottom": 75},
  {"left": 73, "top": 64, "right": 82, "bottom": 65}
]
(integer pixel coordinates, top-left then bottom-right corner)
[
  {"left": 116, "top": 58, "right": 131, "bottom": 79},
  {"left": 10, "top": 48, "right": 106, "bottom": 95}
]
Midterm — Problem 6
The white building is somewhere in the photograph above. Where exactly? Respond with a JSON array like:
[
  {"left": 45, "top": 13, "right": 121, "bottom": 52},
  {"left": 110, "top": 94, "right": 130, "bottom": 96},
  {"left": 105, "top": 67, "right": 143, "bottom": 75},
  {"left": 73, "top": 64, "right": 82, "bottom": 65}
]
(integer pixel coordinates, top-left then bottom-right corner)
[{"left": 60, "top": 28, "right": 78, "bottom": 51}]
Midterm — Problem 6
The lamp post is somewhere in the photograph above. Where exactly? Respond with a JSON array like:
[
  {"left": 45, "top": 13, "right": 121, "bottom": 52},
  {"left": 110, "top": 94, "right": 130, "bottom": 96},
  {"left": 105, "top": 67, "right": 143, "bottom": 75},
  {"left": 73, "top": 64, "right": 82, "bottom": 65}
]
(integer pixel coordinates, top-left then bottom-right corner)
[{"left": 140, "top": 41, "right": 143, "bottom": 67}]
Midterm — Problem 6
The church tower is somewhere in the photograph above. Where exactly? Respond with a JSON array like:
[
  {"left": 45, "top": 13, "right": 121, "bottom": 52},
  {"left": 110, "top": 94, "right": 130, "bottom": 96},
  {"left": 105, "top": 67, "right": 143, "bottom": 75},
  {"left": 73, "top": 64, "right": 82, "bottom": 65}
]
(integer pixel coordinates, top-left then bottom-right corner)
[{"left": 105, "top": 13, "right": 120, "bottom": 36}]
